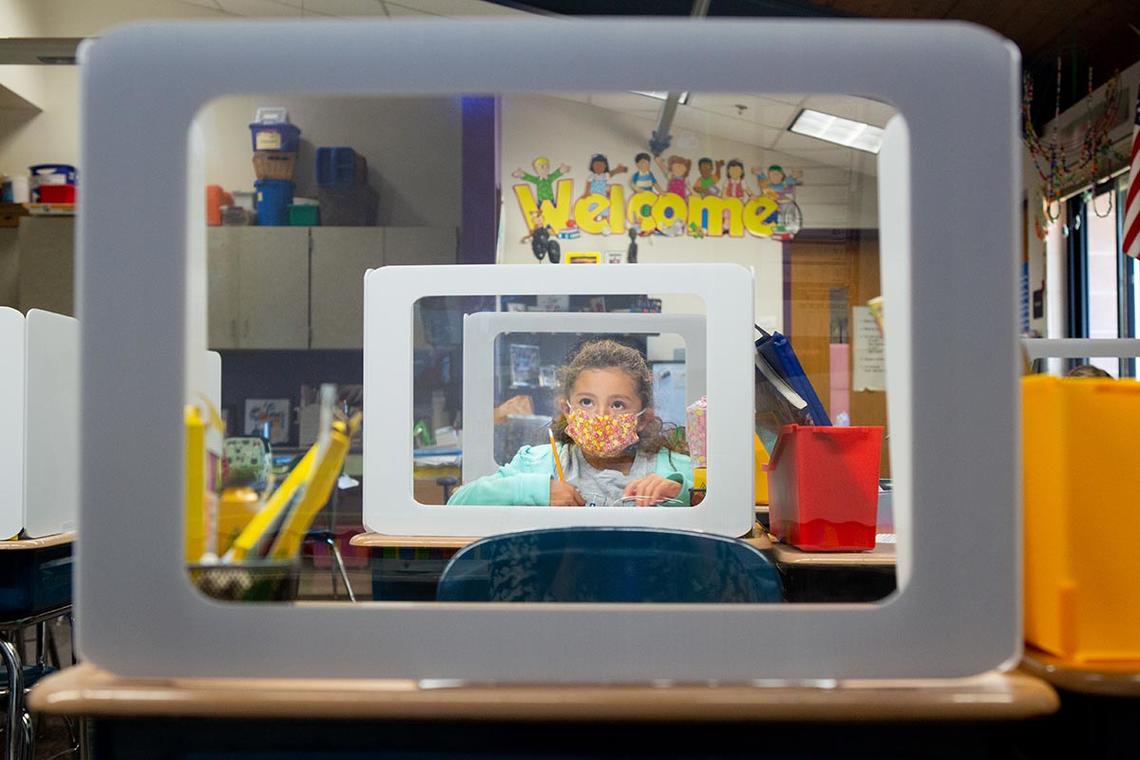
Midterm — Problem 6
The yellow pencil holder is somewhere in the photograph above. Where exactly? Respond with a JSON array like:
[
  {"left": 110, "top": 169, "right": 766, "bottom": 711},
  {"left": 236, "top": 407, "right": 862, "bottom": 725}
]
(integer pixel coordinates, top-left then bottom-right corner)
[{"left": 1023, "top": 375, "right": 1140, "bottom": 662}]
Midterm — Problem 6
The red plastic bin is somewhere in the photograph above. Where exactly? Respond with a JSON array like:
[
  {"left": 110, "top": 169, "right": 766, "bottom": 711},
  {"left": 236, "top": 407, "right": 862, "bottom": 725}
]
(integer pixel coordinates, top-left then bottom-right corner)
[
  {"left": 38, "top": 184, "right": 76, "bottom": 204},
  {"left": 764, "top": 424, "right": 883, "bottom": 551}
]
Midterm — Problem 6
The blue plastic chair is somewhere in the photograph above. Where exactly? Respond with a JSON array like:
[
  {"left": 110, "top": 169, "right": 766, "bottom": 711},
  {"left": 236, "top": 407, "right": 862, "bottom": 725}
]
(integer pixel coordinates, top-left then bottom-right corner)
[{"left": 436, "top": 527, "right": 782, "bottom": 603}]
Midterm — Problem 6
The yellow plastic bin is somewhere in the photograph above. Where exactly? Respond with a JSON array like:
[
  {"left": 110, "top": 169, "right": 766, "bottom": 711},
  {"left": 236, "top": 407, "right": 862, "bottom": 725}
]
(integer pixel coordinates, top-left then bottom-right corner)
[{"left": 1023, "top": 375, "right": 1140, "bottom": 662}]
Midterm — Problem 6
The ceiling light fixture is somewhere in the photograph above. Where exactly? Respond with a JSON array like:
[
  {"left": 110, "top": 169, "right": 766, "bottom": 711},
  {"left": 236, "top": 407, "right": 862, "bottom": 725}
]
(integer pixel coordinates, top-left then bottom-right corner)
[
  {"left": 632, "top": 90, "right": 690, "bottom": 106},
  {"left": 788, "top": 108, "right": 883, "bottom": 153}
]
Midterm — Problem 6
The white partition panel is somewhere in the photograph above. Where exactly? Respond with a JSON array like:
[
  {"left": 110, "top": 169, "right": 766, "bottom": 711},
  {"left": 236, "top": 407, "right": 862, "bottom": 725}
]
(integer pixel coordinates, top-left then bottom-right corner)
[
  {"left": 24, "top": 309, "right": 80, "bottom": 537},
  {"left": 79, "top": 18, "right": 1020, "bottom": 681},
  {"left": 0, "top": 308, "right": 25, "bottom": 539},
  {"left": 366, "top": 265, "right": 749, "bottom": 538},
  {"left": 461, "top": 311, "right": 707, "bottom": 483}
]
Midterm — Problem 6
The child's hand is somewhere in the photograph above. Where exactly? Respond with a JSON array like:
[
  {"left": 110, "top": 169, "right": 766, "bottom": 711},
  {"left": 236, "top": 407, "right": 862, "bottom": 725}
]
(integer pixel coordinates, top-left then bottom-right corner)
[
  {"left": 512, "top": 169, "right": 524, "bottom": 179},
  {"left": 549, "top": 480, "right": 585, "bottom": 507},
  {"left": 623, "top": 475, "right": 682, "bottom": 506}
]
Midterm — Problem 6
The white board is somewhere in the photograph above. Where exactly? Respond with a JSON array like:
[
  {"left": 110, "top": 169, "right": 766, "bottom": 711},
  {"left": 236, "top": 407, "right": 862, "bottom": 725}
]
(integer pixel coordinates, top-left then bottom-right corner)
[
  {"left": 0, "top": 308, "right": 25, "bottom": 539},
  {"left": 24, "top": 309, "right": 79, "bottom": 537}
]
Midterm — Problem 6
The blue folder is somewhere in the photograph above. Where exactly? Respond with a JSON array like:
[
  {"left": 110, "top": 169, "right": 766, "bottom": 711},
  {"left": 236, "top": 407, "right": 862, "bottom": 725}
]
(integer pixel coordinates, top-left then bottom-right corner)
[{"left": 755, "top": 328, "right": 831, "bottom": 426}]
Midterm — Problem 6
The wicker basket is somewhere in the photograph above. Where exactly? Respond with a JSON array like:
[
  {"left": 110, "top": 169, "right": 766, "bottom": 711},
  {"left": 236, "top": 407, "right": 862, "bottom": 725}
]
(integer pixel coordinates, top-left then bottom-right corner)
[
  {"left": 188, "top": 560, "right": 300, "bottom": 602},
  {"left": 252, "top": 151, "right": 297, "bottom": 181}
]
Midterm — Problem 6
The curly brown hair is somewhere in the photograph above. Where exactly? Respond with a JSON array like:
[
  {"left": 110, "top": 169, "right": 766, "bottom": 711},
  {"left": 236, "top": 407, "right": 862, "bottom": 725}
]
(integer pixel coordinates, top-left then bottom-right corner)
[{"left": 549, "top": 339, "right": 688, "bottom": 456}]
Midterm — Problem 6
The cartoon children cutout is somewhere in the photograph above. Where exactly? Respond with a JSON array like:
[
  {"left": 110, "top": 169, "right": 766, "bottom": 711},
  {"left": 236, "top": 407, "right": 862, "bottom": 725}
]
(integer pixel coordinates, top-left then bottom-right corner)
[
  {"left": 721, "top": 159, "right": 749, "bottom": 234},
  {"left": 629, "top": 152, "right": 661, "bottom": 193},
  {"left": 655, "top": 154, "right": 692, "bottom": 200},
  {"left": 752, "top": 164, "right": 802, "bottom": 204},
  {"left": 581, "top": 153, "right": 628, "bottom": 199},
  {"left": 512, "top": 156, "right": 571, "bottom": 205},
  {"left": 692, "top": 157, "right": 725, "bottom": 198},
  {"left": 722, "top": 159, "right": 749, "bottom": 201},
  {"left": 752, "top": 164, "right": 804, "bottom": 240}
]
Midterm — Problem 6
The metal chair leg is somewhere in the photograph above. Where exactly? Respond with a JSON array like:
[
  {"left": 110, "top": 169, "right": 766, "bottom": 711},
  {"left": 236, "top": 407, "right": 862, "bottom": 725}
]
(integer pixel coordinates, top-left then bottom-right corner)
[
  {"left": 325, "top": 536, "right": 340, "bottom": 600},
  {"left": 327, "top": 536, "right": 357, "bottom": 602},
  {"left": 2, "top": 638, "right": 27, "bottom": 760}
]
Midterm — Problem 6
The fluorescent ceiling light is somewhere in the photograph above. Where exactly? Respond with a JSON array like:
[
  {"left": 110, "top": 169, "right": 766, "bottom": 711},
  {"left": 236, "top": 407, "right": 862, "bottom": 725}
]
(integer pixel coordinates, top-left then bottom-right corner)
[
  {"left": 632, "top": 90, "right": 690, "bottom": 105},
  {"left": 789, "top": 108, "right": 883, "bottom": 153}
]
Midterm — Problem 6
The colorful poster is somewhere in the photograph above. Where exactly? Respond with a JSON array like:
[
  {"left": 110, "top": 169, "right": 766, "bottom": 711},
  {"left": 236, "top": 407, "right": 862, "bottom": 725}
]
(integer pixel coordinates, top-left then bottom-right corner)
[
  {"left": 244, "top": 398, "right": 290, "bottom": 444},
  {"left": 851, "top": 306, "right": 885, "bottom": 392}
]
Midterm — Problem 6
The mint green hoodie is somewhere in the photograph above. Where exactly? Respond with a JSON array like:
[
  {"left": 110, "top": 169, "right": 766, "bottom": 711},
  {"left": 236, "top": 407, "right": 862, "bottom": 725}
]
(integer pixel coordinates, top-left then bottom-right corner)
[{"left": 448, "top": 444, "right": 692, "bottom": 506}]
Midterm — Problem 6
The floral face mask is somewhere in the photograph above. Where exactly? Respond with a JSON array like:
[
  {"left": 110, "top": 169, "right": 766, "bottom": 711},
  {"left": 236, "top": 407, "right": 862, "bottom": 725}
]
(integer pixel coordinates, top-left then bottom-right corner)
[{"left": 563, "top": 407, "right": 646, "bottom": 458}]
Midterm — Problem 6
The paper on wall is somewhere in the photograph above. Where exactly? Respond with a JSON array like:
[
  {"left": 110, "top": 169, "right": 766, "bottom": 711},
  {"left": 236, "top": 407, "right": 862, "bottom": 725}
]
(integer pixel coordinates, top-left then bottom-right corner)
[{"left": 852, "top": 305, "right": 886, "bottom": 392}]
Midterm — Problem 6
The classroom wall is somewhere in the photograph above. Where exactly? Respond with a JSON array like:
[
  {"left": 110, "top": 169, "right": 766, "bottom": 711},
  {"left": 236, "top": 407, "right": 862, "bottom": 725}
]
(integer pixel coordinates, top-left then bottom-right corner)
[
  {"left": 0, "top": 0, "right": 230, "bottom": 173},
  {"left": 194, "top": 95, "right": 463, "bottom": 228},
  {"left": 499, "top": 94, "right": 882, "bottom": 336}
]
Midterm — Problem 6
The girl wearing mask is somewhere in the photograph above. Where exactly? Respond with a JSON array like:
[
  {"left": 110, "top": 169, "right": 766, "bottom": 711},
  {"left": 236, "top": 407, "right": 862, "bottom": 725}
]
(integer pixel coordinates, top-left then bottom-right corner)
[{"left": 448, "top": 339, "right": 691, "bottom": 507}]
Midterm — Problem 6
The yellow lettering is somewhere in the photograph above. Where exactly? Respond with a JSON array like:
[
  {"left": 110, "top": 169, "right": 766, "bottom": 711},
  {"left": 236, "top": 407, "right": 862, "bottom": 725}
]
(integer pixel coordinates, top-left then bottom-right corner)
[
  {"left": 653, "top": 193, "right": 688, "bottom": 233},
  {"left": 743, "top": 196, "right": 779, "bottom": 237},
  {"left": 574, "top": 194, "right": 610, "bottom": 235},
  {"left": 608, "top": 185, "right": 625, "bottom": 235},
  {"left": 627, "top": 191, "right": 658, "bottom": 233},
  {"left": 687, "top": 195, "right": 744, "bottom": 238}
]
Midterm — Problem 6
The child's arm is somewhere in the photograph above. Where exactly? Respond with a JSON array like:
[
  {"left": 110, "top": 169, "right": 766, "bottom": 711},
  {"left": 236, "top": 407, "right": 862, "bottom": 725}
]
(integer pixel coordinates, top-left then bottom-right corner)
[
  {"left": 446, "top": 445, "right": 554, "bottom": 506},
  {"left": 655, "top": 156, "right": 669, "bottom": 175},
  {"left": 611, "top": 163, "right": 629, "bottom": 177},
  {"left": 714, "top": 159, "right": 724, "bottom": 182}
]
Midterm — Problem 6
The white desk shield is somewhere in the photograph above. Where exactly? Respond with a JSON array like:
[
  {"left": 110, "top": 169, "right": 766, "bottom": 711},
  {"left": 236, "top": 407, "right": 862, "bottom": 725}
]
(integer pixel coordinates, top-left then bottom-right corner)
[
  {"left": 365, "top": 264, "right": 749, "bottom": 538},
  {"left": 459, "top": 311, "right": 707, "bottom": 484},
  {"left": 0, "top": 308, "right": 24, "bottom": 539},
  {"left": 79, "top": 18, "right": 1020, "bottom": 681},
  {"left": 24, "top": 309, "right": 79, "bottom": 538}
]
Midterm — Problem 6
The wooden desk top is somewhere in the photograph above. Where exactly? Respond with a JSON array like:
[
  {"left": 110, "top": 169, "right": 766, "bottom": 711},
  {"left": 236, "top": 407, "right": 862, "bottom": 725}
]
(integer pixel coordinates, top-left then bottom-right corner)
[
  {"left": 765, "top": 539, "right": 897, "bottom": 568},
  {"left": 350, "top": 532, "right": 477, "bottom": 550},
  {"left": 350, "top": 529, "right": 896, "bottom": 570},
  {"left": 0, "top": 532, "right": 75, "bottom": 551},
  {"left": 353, "top": 525, "right": 770, "bottom": 553},
  {"left": 1021, "top": 646, "right": 1140, "bottom": 697},
  {"left": 30, "top": 663, "right": 1057, "bottom": 722}
]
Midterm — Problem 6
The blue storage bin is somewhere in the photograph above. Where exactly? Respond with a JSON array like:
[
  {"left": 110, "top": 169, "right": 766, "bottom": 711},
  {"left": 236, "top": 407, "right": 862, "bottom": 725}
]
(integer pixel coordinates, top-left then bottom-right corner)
[
  {"left": 249, "top": 122, "right": 301, "bottom": 153},
  {"left": 315, "top": 147, "right": 367, "bottom": 187},
  {"left": 255, "top": 179, "right": 294, "bottom": 226},
  {"left": 29, "top": 164, "right": 77, "bottom": 185},
  {"left": 0, "top": 545, "right": 73, "bottom": 615}
]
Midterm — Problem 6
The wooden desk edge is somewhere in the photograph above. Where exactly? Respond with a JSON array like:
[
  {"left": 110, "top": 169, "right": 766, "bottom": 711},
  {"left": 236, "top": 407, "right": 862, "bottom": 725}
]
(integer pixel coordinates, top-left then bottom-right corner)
[
  {"left": 350, "top": 532, "right": 477, "bottom": 550},
  {"left": 30, "top": 665, "right": 1057, "bottom": 722},
  {"left": 1021, "top": 647, "right": 1140, "bottom": 697},
  {"left": 0, "top": 532, "right": 76, "bottom": 550}
]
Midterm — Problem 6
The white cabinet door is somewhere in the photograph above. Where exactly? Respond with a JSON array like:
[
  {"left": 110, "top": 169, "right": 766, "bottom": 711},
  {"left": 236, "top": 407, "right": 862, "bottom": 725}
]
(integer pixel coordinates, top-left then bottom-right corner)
[
  {"left": 309, "top": 228, "right": 384, "bottom": 349},
  {"left": 232, "top": 228, "right": 309, "bottom": 349}
]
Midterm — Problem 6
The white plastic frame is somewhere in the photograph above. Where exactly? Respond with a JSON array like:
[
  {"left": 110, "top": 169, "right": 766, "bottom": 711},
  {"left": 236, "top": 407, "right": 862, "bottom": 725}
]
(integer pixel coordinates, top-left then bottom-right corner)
[
  {"left": 458, "top": 311, "right": 707, "bottom": 484},
  {"left": 80, "top": 17, "right": 1020, "bottom": 680},
  {"left": 365, "top": 266, "right": 745, "bottom": 537}
]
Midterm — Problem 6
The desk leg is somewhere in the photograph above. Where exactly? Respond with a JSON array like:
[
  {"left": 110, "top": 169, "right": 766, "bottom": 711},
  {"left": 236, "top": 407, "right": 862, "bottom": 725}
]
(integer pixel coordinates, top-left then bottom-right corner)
[{"left": 1, "top": 638, "right": 27, "bottom": 760}]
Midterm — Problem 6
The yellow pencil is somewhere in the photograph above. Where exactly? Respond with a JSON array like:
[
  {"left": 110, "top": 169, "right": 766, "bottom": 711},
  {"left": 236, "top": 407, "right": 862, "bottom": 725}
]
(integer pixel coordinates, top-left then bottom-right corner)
[{"left": 548, "top": 429, "right": 566, "bottom": 482}]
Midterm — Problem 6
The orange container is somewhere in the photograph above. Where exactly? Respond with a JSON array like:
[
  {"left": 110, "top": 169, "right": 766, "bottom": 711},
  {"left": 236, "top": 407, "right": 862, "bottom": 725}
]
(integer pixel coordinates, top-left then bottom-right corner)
[
  {"left": 764, "top": 424, "right": 882, "bottom": 551},
  {"left": 1023, "top": 375, "right": 1140, "bottom": 662},
  {"left": 205, "top": 185, "right": 232, "bottom": 227}
]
